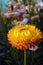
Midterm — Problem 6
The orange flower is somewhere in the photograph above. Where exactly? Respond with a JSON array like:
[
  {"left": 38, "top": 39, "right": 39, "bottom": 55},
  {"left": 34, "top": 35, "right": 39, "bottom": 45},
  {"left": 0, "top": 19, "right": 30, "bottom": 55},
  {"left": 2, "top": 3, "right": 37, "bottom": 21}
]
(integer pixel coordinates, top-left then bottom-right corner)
[{"left": 7, "top": 24, "right": 42, "bottom": 50}]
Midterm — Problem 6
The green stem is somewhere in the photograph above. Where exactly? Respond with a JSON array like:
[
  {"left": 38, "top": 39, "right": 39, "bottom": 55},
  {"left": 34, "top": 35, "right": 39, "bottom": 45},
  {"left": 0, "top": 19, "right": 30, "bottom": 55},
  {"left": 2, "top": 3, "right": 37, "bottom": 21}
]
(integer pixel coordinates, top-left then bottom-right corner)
[{"left": 24, "top": 50, "right": 26, "bottom": 65}]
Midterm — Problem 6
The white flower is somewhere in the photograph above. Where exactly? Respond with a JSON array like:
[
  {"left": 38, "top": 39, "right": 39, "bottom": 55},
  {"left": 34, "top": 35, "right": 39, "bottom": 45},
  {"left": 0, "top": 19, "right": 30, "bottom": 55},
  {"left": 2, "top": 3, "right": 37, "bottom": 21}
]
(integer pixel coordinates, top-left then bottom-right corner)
[{"left": 29, "top": 46, "right": 38, "bottom": 51}]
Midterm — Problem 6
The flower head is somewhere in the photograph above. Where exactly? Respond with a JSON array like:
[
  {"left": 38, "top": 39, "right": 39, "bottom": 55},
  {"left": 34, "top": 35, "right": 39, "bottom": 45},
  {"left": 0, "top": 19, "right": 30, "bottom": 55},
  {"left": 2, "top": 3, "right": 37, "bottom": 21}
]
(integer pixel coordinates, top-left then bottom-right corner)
[{"left": 7, "top": 24, "right": 42, "bottom": 50}]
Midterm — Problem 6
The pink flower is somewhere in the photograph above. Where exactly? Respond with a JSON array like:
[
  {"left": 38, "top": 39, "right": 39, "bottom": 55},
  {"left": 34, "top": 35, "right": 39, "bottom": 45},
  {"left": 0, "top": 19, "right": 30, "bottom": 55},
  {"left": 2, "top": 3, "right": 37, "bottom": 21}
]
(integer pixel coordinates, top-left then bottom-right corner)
[
  {"left": 4, "top": 13, "right": 11, "bottom": 18},
  {"left": 35, "top": 3, "right": 40, "bottom": 8},
  {"left": 23, "top": 14, "right": 30, "bottom": 18}
]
